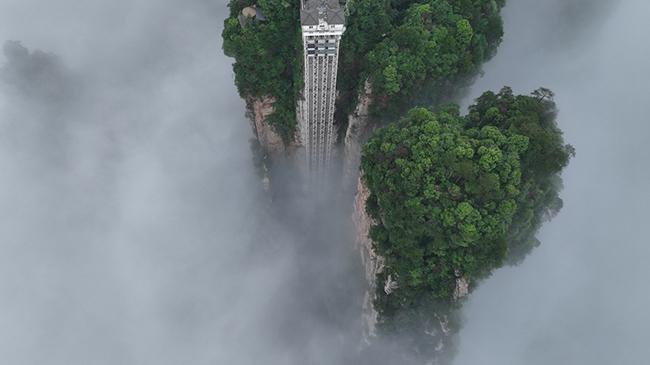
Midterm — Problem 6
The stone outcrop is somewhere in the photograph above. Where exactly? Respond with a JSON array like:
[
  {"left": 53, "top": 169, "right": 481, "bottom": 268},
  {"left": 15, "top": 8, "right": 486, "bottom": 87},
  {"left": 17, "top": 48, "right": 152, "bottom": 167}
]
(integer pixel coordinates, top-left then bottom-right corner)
[
  {"left": 383, "top": 274, "right": 398, "bottom": 295},
  {"left": 247, "top": 97, "right": 301, "bottom": 164},
  {"left": 352, "top": 177, "right": 385, "bottom": 343},
  {"left": 346, "top": 86, "right": 397, "bottom": 343},
  {"left": 343, "top": 81, "right": 374, "bottom": 191}
]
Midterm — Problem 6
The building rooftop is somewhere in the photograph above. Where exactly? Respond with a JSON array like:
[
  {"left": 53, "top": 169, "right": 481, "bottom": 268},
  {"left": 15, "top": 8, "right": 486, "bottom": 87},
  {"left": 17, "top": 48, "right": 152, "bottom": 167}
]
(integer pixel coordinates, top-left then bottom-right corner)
[
  {"left": 300, "top": 0, "right": 345, "bottom": 26},
  {"left": 300, "top": 9, "right": 319, "bottom": 26},
  {"left": 303, "top": 0, "right": 340, "bottom": 10}
]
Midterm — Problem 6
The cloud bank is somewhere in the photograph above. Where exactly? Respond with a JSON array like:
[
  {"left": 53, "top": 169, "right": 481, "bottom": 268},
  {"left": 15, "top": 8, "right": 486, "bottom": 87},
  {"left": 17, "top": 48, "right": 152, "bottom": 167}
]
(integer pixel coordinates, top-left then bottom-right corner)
[
  {"left": 2, "top": 0, "right": 648, "bottom": 364},
  {"left": 0, "top": 1, "right": 362, "bottom": 364}
]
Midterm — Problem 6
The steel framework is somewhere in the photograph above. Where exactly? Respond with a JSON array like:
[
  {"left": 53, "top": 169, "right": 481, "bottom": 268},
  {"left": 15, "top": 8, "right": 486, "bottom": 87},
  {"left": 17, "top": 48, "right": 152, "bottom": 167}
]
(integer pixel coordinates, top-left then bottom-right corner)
[{"left": 299, "top": 0, "right": 345, "bottom": 184}]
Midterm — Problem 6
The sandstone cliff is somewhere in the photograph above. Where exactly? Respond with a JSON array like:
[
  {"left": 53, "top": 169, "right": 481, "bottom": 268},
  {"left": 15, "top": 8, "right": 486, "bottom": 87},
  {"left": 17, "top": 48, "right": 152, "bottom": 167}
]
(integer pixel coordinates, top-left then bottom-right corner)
[
  {"left": 342, "top": 82, "right": 374, "bottom": 191},
  {"left": 246, "top": 97, "right": 301, "bottom": 164},
  {"left": 352, "top": 177, "right": 384, "bottom": 343},
  {"left": 353, "top": 175, "right": 463, "bottom": 361}
]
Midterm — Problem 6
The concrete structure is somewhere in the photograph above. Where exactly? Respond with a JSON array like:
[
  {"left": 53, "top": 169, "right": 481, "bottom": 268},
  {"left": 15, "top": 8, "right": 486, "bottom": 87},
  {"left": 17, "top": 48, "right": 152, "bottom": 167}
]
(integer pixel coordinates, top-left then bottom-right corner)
[{"left": 298, "top": 0, "right": 345, "bottom": 183}]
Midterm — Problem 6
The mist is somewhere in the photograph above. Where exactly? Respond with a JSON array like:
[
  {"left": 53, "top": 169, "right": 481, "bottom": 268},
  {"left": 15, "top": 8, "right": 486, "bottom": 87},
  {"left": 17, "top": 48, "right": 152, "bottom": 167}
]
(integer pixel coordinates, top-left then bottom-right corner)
[
  {"left": 2, "top": 0, "right": 649, "bottom": 364},
  {"left": 456, "top": 0, "right": 650, "bottom": 364}
]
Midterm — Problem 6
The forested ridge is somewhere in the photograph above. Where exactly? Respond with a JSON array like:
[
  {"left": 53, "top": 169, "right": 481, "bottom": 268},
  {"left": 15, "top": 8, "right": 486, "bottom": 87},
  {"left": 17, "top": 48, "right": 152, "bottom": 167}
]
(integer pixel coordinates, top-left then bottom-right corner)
[
  {"left": 360, "top": 87, "right": 573, "bottom": 360},
  {"left": 222, "top": 0, "right": 303, "bottom": 140},
  {"left": 337, "top": 0, "right": 505, "bottom": 121}
]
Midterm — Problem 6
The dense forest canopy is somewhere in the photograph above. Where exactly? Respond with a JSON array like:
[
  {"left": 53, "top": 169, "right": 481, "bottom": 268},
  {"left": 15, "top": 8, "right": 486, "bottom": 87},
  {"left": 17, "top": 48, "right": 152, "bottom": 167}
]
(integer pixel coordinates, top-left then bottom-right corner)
[
  {"left": 358, "top": 87, "right": 573, "bottom": 363},
  {"left": 361, "top": 86, "right": 573, "bottom": 321},
  {"left": 337, "top": 0, "right": 505, "bottom": 121},
  {"left": 222, "top": 0, "right": 302, "bottom": 140},
  {"left": 222, "top": 0, "right": 505, "bottom": 140}
]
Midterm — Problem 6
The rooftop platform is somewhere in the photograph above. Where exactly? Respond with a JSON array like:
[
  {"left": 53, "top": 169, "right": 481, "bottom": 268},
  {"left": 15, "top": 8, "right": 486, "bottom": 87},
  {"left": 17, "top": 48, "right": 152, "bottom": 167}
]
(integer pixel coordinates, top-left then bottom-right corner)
[{"left": 300, "top": 0, "right": 345, "bottom": 26}]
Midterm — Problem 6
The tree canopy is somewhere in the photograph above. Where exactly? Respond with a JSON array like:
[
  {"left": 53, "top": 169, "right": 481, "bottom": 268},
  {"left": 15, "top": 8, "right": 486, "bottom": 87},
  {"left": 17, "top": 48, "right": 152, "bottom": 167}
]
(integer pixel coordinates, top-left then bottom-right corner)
[
  {"left": 360, "top": 87, "right": 574, "bottom": 323},
  {"left": 337, "top": 0, "right": 505, "bottom": 121},
  {"left": 222, "top": 0, "right": 302, "bottom": 140}
]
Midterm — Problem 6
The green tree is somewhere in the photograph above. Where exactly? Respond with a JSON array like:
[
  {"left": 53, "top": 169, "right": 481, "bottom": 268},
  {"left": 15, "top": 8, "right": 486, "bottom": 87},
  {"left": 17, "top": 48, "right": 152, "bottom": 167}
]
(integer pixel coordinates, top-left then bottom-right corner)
[
  {"left": 222, "top": 0, "right": 302, "bottom": 141},
  {"left": 360, "top": 87, "right": 573, "bottom": 359},
  {"left": 337, "top": 0, "right": 506, "bottom": 123}
]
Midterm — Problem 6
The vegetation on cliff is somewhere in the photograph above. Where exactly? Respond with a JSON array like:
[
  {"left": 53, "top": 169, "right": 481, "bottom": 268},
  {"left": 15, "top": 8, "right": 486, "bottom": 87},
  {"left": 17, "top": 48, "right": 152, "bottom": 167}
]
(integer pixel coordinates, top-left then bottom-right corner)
[
  {"left": 222, "top": 0, "right": 302, "bottom": 140},
  {"left": 337, "top": 0, "right": 505, "bottom": 122},
  {"left": 360, "top": 87, "right": 573, "bottom": 339}
]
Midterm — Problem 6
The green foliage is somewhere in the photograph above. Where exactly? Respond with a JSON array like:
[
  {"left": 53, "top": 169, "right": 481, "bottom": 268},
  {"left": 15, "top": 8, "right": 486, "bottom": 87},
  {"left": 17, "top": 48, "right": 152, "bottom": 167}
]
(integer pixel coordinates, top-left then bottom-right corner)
[
  {"left": 466, "top": 86, "right": 575, "bottom": 265},
  {"left": 337, "top": 0, "right": 506, "bottom": 121},
  {"left": 223, "top": 0, "right": 507, "bottom": 142},
  {"left": 222, "top": 0, "right": 302, "bottom": 141},
  {"left": 361, "top": 87, "right": 573, "bottom": 322}
]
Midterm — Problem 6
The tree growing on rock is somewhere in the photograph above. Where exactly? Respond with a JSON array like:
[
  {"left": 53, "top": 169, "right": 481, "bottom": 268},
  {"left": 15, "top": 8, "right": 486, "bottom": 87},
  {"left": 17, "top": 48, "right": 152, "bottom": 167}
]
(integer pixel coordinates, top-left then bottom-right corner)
[{"left": 360, "top": 87, "right": 574, "bottom": 361}]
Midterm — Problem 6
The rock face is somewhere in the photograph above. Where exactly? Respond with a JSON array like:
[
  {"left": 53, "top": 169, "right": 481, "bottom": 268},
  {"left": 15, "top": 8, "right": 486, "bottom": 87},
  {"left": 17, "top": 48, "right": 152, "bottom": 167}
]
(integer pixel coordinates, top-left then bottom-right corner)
[
  {"left": 343, "top": 81, "right": 374, "bottom": 191},
  {"left": 347, "top": 86, "right": 395, "bottom": 344},
  {"left": 352, "top": 177, "right": 384, "bottom": 343},
  {"left": 247, "top": 97, "right": 301, "bottom": 164},
  {"left": 383, "top": 274, "right": 398, "bottom": 295},
  {"left": 353, "top": 179, "right": 460, "bottom": 362}
]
